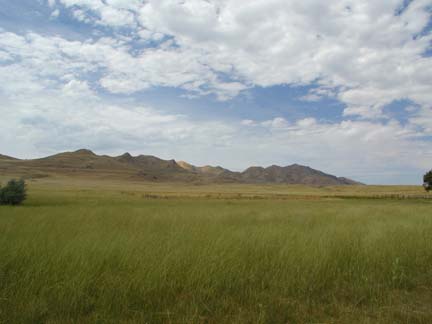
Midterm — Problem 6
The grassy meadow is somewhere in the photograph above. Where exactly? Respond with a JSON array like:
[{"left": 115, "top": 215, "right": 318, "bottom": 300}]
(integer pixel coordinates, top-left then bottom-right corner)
[{"left": 1, "top": 179, "right": 432, "bottom": 323}]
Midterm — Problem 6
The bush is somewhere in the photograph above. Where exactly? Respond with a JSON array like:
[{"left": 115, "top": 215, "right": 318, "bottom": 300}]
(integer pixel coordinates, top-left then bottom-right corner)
[
  {"left": 424, "top": 170, "right": 432, "bottom": 192},
  {"left": 0, "top": 179, "right": 27, "bottom": 205}
]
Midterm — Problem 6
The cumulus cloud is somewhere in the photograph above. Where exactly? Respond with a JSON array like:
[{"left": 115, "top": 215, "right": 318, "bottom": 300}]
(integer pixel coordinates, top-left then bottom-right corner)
[
  {"left": 0, "top": 80, "right": 236, "bottom": 162},
  {"left": 0, "top": 28, "right": 248, "bottom": 101},
  {"left": 1, "top": 1, "right": 432, "bottom": 183},
  {"left": 1, "top": 72, "right": 431, "bottom": 184},
  {"left": 58, "top": 0, "right": 137, "bottom": 27},
  {"left": 47, "top": 0, "right": 432, "bottom": 115},
  {"left": 239, "top": 116, "right": 432, "bottom": 183},
  {"left": 50, "top": 9, "right": 60, "bottom": 18},
  {"left": 143, "top": 0, "right": 432, "bottom": 116}
]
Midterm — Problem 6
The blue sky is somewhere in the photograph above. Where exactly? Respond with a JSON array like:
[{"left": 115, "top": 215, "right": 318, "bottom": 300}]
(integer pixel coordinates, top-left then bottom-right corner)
[{"left": 0, "top": 0, "right": 432, "bottom": 184}]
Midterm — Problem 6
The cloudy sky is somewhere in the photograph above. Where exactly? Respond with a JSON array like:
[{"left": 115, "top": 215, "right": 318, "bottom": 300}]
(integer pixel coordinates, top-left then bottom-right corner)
[{"left": 0, "top": 0, "right": 431, "bottom": 184}]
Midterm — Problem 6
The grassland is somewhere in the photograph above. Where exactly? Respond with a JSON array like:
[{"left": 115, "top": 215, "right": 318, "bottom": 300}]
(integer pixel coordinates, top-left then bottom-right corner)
[{"left": 1, "top": 178, "right": 432, "bottom": 323}]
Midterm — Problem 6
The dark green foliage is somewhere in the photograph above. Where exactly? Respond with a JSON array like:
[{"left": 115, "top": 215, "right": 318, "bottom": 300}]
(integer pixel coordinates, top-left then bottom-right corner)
[
  {"left": 424, "top": 170, "right": 432, "bottom": 192},
  {"left": 0, "top": 179, "right": 27, "bottom": 205}
]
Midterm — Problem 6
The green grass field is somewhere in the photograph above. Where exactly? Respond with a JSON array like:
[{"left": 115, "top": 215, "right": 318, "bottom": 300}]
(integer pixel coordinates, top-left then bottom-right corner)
[{"left": 1, "top": 180, "right": 432, "bottom": 323}]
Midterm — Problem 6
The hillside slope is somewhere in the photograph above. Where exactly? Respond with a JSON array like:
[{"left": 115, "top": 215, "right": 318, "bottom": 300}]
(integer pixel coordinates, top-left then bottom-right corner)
[
  {"left": 239, "top": 164, "right": 359, "bottom": 186},
  {"left": 178, "top": 161, "right": 230, "bottom": 176},
  {"left": 0, "top": 149, "right": 362, "bottom": 185},
  {"left": 0, "top": 154, "right": 18, "bottom": 160}
]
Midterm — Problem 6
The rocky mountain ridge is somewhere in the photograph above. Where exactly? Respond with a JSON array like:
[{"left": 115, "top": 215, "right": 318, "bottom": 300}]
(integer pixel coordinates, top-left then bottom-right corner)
[{"left": 0, "top": 149, "right": 362, "bottom": 185}]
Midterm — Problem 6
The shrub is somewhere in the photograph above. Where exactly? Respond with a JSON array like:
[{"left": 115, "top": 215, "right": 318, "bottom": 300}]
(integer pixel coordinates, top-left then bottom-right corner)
[
  {"left": 424, "top": 170, "right": 432, "bottom": 192},
  {"left": 0, "top": 179, "right": 27, "bottom": 205}
]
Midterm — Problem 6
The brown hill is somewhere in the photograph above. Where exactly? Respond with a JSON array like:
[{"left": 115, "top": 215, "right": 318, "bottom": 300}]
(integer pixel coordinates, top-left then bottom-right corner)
[
  {"left": 0, "top": 149, "right": 362, "bottom": 185},
  {"left": 31, "top": 149, "right": 127, "bottom": 170},
  {"left": 117, "top": 153, "right": 184, "bottom": 173},
  {"left": 0, "top": 154, "right": 18, "bottom": 160},
  {"left": 178, "top": 161, "right": 230, "bottom": 176},
  {"left": 239, "top": 164, "right": 361, "bottom": 186}
]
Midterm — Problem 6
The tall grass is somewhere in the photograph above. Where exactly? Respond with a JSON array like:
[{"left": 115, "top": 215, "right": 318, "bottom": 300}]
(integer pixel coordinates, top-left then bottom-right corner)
[{"left": 1, "top": 187, "right": 432, "bottom": 323}]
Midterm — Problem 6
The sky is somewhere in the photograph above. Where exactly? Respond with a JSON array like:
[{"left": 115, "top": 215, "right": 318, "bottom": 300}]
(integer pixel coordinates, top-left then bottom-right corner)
[{"left": 0, "top": 0, "right": 432, "bottom": 184}]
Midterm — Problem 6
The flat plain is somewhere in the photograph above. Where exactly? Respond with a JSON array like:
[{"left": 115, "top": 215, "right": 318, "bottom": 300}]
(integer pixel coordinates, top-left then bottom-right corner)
[{"left": 1, "top": 177, "right": 432, "bottom": 323}]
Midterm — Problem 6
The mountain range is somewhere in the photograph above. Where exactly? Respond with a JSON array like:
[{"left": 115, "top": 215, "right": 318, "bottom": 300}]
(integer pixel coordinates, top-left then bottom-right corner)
[{"left": 0, "top": 149, "right": 362, "bottom": 185}]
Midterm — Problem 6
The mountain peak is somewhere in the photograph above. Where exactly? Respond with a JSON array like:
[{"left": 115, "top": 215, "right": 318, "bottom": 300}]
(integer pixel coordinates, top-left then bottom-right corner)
[
  {"left": 0, "top": 149, "right": 362, "bottom": 185},
  {"left": 120, "top": 152, "right": 133, "bottom": 158},
  {"left": 240, "top": 163, "right": 359, "bottom": 185},
  {"left": 74, "top": 149, "right": 95, "bottom": 155},
  {"left": 116, "top": 152, "right": 134, "bottom": 163}
]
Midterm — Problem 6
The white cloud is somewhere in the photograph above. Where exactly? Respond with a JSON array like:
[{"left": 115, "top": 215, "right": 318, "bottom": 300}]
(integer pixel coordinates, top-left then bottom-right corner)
[
  {"left": 296, "top": 118, "right": 317, "bottom": 128},
  {"left": 1, "top": 70, "right": 431, "bottom": 185},
  {"left": 54, "top": 0, "right": 432, "bottom": 117},
  {"left": 0, "top": 55, "right": 431, "bottom": 184},
  {"left": 1, "top": 1, "right": 432, "bottom": 184},
  {"left": 261, "top": 117, "right": 290, "bottom": 129},
  {"left": 0, "top": 29, "right": 246, "bottom": 100},
  {"left": 300, "top": 87, "right": 337, "bottom": 102},
  {"left": 71, "top": 9, "right": 91, "bottom": 23},
  {"left": 241, "top": 119, "right": 256, "bottom": 126},
  {"left": 59, "top": 0, "right": 136, "bottom": 27},
  {"left": 7, "top": 0, "right": 431, "bottom": 108},
  {"left": 134, "top": 0, "right": 432, "bottom": 115},
  {"left": 0, "top": 50, "right": 13, "bottom": 62},
  {"left": 50, "top": 9, "right": 60, "bottom": 18},
  {"left": 238, "top": 116, "right": 432, "bottom": 183},
  {"left": 0, "top": 80, "right": 236, "bottom": 162},
  {"left": 62, "top": 80, "right": 96, "bottom": 98}
]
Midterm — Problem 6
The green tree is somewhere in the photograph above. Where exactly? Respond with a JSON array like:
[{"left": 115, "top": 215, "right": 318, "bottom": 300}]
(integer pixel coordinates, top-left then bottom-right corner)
[
  {"left": 423, "top": 170, "right": 432, "bottom": 192},
  {"left": 0, "top": 179, "right": 27, "bottom": 205}
]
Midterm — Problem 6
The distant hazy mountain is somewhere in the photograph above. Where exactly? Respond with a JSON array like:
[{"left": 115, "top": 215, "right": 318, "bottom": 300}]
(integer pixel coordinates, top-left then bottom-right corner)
[{"left": 0, "top": 149, "right": 362, "bottom": 185}]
